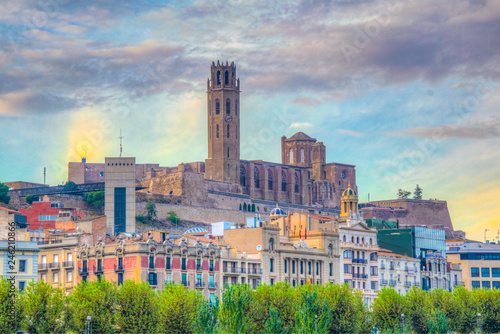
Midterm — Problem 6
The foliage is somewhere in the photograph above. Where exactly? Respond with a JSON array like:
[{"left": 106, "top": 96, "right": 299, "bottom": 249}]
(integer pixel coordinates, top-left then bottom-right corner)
[
  {"left": 146, "top": 201, "right": 157, "bottom": 221},
  {"left": 429, "top": 288, "right": 460, "bottom": 331},
  {"left": 115, "top": 280, "right": 159, "bottom": 333},
  {"left": 0, "top": 182, "right": 10, "bottom": 204},
  {"left": 371, "top": 287, "right": 406, "bottom": 333},
  {"left": 428, "top": 310, "right": 448, "bottom": 334},
  {"left": 69, "top": 277, "right": 117, "bottom": 334},
  {"left": 293, "top": 290, "right": 332, "bottom": 334},
  {"left": 262, "top": 307, "right": 289, "bottom": 334},
  {"left": 397, "top": 189, "right": 411, "bottom": 199},
  {"left": 63, "top": 181, "right": 77, "bottom": 191},
  {"left": 218, "top": 284, "right": 253, "bottom": 334},
  {"left": 473, "top": 287, "right": 500, "bottom": 333},
  {"left": 157, "top": 283, "right": 203, "bottom": 333},
  {"left": 413, "top": 184, "right": 423, "bottom": 200},
  {"left": 136, "top": 214, "right": 148, "bottom": 224},
  {"left": 452, "top": 285, "right": 479, "bottom": 334},
  {"left": 167, "top": 210, "right": 180, "bottom": 224},
  {"left": 0, "top": 277, "right": 22, "bottom": 332},
  {"left": 19, "top": 280, "right": 69, "bottom": 334},
  {"left": 405, "top": 286, "right": 433, "bottom": 333},
  {"left": 85, "top": 191, "right": 105, "bottom": 209},
  {"left": 193, "top": 297, "right": 219, "bottom": 334},
  {"left": 25, "top": 194, "right": 39, "bottom": 205}
]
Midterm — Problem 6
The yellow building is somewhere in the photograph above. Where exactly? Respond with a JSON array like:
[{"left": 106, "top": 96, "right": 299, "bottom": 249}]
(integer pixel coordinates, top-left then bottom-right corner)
[{"left": 447, "top": 242, "right": 500, "bottom": 290}]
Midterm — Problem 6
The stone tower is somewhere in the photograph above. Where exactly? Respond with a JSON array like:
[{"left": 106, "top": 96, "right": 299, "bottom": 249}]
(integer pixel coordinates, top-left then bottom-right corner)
[{"left": 205, "top": 60, "right": 241, "bottom": 184}]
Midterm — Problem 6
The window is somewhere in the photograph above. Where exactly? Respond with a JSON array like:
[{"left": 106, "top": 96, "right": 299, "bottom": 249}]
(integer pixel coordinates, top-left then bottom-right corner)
[
  {"left": 182, "top": 273, "right": 187, "bottom": 285},
  {"left": 344, "top": 264, "right": 351, "bottom": 274},
  {"left": 19, "top": 260, "right": 26, "bottom": 273},
  {"left": 471, "top": 281, "right": 480, "bottom": 289},
  {"left": 316, "top": 262, "right": 319, "bottom": 275},
  {"left": 67, "top": 271, "right": 73, "bottom": 282},
  {"left": 114, "top": 187, "right": 126, "bottom": 235},
  {"left": 166, "top": 273, "right": 172, "bottom": 284},
  {"left": 329, "top": 263, "right": 333, "bottom": 276},
  {"left": 182, "top": 257, "right": 187, "bottom": 270},
  {"left": 292, "top": 260, "right": 295, "bottom": 274},
  {"left": 149, "top": 256, "right": 155, "bottom": 269},
  {"left": 269, "top": 238, "right": 274, "bottom": 250},
  {"left": 281, "top": 170, "right": 287, "bottom": 192},
  {"left": 215, "top": 99, "right": 220, "bottom": 114},
  {"left": 118, "top": 273, "right": 123, "bottom": 285},
  {"left": 492, "top": 268, "right": 500, "bottom": 277},
  {"left": 482, "top": 281, "right": 491, "bottom": 289},
  {"left": 370, "top": 266, "right": 378, "bottom": 276},
  {"left": 217, "top": 70, "right": 221, "bottom": 85},
  {"left": 270, "top": 258, "right": 274, "bottom": 272},
  {"left": 235, "top": 101, "right": 238, "bottom": 115},
  {"left": 268, "top": 169, "right": 273, "bottom": 190},
  {"left": 53, "top": 272, "right": 59, "bottom": 283},
  {"left": 227, "top": 124, "right": 230, "bottom": 138},
  {"left": 225, "top": 70, "right": 229, "bottom": 85},
  {"left": 240, "top": 165, "right": 246, "bottom": 187},
  {"left": 270, "top": 278, "right": 274, "bottom": 286},
  {"left": 149, "top": 272, "right": 157, "bottom": 286},
  {"left": 344, "top": 250, "right": 351, "bottom": 258},
  {"left": 166, "top": 256, "right": 171, "bottom": 269},
  {"left": 289, "top": 149, "right": 293, "bottom": 164},
  {"left": 284, "top": 260, "right": 287, "bottom": 273},
  {"left": 209, "top": 259, "right": 214, "bottom": 271},
  {"left": 300, "top": 261, "right": 303, "bottom": 274},
  {"left": 254, "top": 167, "right": 260, "bottom": 188},
  {"left": 216, "top": 124, "right": 219, "bottom": 138},
  {"left": 493, "top": 281, "right": 500, "bottom": 289},
  {"left": 300, "top": 148, "right": 305, "bottom": 163},
  {"left": 295, "top": 173, "right": 299, "bottom": 193},
  {"left": 41, "top": 274, "right": 46, "bottom": 281},
  {"left": 19, "top": 281, "right": 26, "bottom": 292},
  {"left": 482, "top": 268, "right": 490, "bottom": 277},
  {"left": 308, "top": 262, "right": 311, "bottom": 275},
  {"left": 293, "top": 279, "right": 296, "bottom": 287},
  {"left": 197, "top": 274, "right": 202, "bottom": 286}
]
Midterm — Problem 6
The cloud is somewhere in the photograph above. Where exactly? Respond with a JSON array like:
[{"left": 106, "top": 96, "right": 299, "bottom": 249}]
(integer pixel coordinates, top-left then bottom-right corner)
[
  {"left": 337, "top": 129, "right": 365, "bottom": 137},
  {"left": 289, "top": 122, "right": 314, "bottom": 129},
  {"left": 386, "top": 118, "right": 500, "bottom": 139}
]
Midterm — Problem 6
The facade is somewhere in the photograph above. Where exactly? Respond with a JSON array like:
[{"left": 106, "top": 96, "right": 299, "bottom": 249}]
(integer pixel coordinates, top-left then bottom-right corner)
[
  {"left": 0, "top": 240, "right": 39, "bottom": 292},
  {"left": 104, "top": 157, "right": 136, "bottom": 235},
  {"left": 337, "top": 186, "right": 379, "bottom": 304},
  {"left": 447, "top": 242, "right": 500, "bottom": 290},
  {"left": 378, "top": 249, "right": 420, "bottom": 295},
  {"left": 76, "top": 234, "right": 222, "bottom": 301},
  {"left": 19, "top": 201, "right": 85, "bottom": 230},
  {"left": 0, "top": 206, "right": 28, "bottom": 241}
]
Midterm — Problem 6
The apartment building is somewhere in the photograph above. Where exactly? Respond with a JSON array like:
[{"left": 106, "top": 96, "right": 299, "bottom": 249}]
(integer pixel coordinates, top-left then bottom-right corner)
[{"left": 378, "top": 249, "right": 420, "bottom": 295}]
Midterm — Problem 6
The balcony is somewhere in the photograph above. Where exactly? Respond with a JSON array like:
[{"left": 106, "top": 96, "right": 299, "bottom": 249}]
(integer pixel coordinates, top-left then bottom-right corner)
[
  {"left": 38, "top": 263, "right": 48, "bottom": 271},
  {"left": 49, "top": 262, "right": 60, "bottom": 270},
  {"left": 195, "top": 282, "right": 205, "bottom": 288},
  {"left": 181, "top": 281, "right": 190, "bottom": 287},
  {"left": 114, "top": 264, "right": 124, "bottom": 273},
  {"left": 196, "top": 265, "right": 203, "bottom": 271},
  {"left": 223, "top": 267, "right": 240, "bottom": 274},
  {"left": 93, "top": 266, "right": 103, "bottom": 275},
  {"left": 389, "top": 265, "right": 395, "bottom": 270},
  {"left": 208, "top": 282, "right": 217, "bottom": 289},
  {"left": 240, "top": 267, "right": 246, "bottom": 274},
  {"left": 361, "top": 274, "right": 368, "bottom": 279},
  {"left": 389, "top": 280, "right": 396, "bottom": 286},
  {"left": 404, "top": 281, "right": 411, "bottom": 287},
  {"left": 414, "top": 282, "right": 420, "bottom": 287},
  {"left": 381, "top": 279, "right": 388, "bottom": 285},
  {"left": 404, "top": 266, "right": 409, "bottom": 272},
  {"left": 248, "top": 268, "right": 263, "bottom": 275},
  {"left": 78, "top": 268, "right": 88, "bottom": 275},
  {"left": 380, "top": 264, "right": 386, "bottom": 270},
  {"left": 62, "top": 261, "right": 73, "bottom": 268},
  {"left": 351, "top": 259, "right": 368, "bottom": 264},
  {"left": 353, "top": 273, "right": 360, "bottom": 279}
]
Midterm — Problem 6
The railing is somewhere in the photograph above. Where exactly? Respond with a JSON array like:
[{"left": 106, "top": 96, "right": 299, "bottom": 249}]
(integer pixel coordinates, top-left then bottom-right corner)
[
  {"left": 361, "top": 274, "right": 368, "bottom": 279},
  {"left": 195, "top": 282, "right": 205, "bottom": 288},
  {"left": 353, "top": 273, "right": 360, "bottom": 278},
  {"left": 94, "top": 266, "right": 103, "bottom": 274},
  {"left": 223, "top": 267, "right": 240, "bottom": 273},
  {"left": 240, "top": 267, "right": 246, "bottom": 274},
  {"left": 196, "top": 265, "right": 203, "bottom": 271},
  {"left": 380, "top": 264, "right": 386, "bottom": 269},
  {"left": 181, "top": 281, "right": 190, "bottom": 287},
  {"left": 78, "top": 268, "right": 88, "bottom": 275},
  {"left": 114, "top": 264, "right": 124, "bottom": 272},
  {"left": 38, "top": 263, "right": 48, "bottom": 270},
  {"left": 389, "top": 265, "right": 395, "bottom": 270},
  {"left": 414, "top": 282, "right": 420, "bottom": 287},
  {"left": 351, "top": 259, "right": 368, "bottom": 264},
  {"left": 248, "top": 268, "right": 263, "bottom": 275},
  {"left": 62, "top": 261, "right": 73, "bottom": 268},
  {"left": 404, "top": 281, "right": 411, "bottom": 287},
  {"left": 389, "top": 280, "right": 396, "bottom": 286},
  {"left": 381, "top": 279, "right": 388, "bottom": 285},
  {"left": 49, "top": 262, "right": 60, "bottom": 269},
  {"left": 208, "top": 282, "right": 217, "bottom": 288}
]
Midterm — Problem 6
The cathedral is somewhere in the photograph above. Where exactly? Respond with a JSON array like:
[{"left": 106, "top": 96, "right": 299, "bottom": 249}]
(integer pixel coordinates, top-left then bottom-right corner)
[{"left": 69, "top": 61, "right": 357, "bottom": 214}]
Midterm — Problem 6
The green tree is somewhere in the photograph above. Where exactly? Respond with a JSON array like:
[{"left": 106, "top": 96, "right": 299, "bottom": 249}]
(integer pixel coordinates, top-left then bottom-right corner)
[
  {"left": 474, "top": 287, "right": 500, "bottom": 333},
  {"left": 63, "top": 181, "right": 77, "bottom": 191},
  {"left": 167, "top": 210, "right": 180, "bottom": 224},
  {"left": 146, "top": 201, "right": 157, "bottom": 221},
  {"left": 85, "top": 191, "right": 105, "bottom": 209},
  {"left": 0, "top": 182, "right": 10, "bottom": 204},
  {"left": 413, "top": 184, "right": 423, "bottom": 200},
  {"left": 25, "top": 195, "right": 39, "bottom": 205},
  {"left": 397, "top": 189, "right": 411, "bottom": 199},
  {"left": 218, "top": 284, "right": 254, "bottom": 334},
  {"left": 0, "top": 277, "right": 22, "bottom": 332},
  {"left": 293, "top": 290, "right": 332, "bottom": 334},
  {"left": 428, "top": 310, "right": 448, "bottom": 334},
  {"left": 405, "top": 287, "right": 433, "bottom": 333},
  {"left": 19, "top": 280, "right": 69, "bottom": 334},
  {"left": 452, "top": 286, "right": 478, "bottom": 334},
  {"left": 69, "top": 278, "right": 117, "bottom": 334},
  {"left": 115, "top": 280, "right": 159, "bottom": 333},
  {"left": 429, "top": 288, "right": 460, "bottom": 332},
  {"left": 262, "top": 307, "right": 289, "bottom": 334},
  {"left": 193, "top": 297, "right": 219, "bottom": 334},
  {"left": 136, "top": 214, "right": 148, "bottom": 224},
  {"left": 157, "top": 283, "right": 202, "bottom": 333},
  {"left": 371, "top": 287, "right": 406, "bottom": 333}
]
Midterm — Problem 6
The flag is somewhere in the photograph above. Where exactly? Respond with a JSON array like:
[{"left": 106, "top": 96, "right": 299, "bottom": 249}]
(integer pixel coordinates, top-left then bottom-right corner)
[
  {"left": 305, "top": 225, "right": 307, "bottom": 240},
  {"left": 299, "top": 228, "right": 301, "bottom": 239},
  {"left": 293, "top": 225, "right": 296, "bottom": 238}
]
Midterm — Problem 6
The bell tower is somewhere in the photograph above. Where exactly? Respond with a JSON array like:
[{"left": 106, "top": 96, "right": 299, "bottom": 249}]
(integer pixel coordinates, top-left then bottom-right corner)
[{"left": 205, "top": 60, "right": 241, "bottom": 184}]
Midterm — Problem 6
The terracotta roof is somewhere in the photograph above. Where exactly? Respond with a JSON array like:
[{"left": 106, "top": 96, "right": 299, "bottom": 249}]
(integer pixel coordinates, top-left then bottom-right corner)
[
  {"left": 378, "top": 248, "right": 418, "bottom": 260},
  {"left": 301, "top": 212, "right": 336, "bottom": 221},
  {"left": 0, "top": 206, "right": 21, "bottom": 214}
]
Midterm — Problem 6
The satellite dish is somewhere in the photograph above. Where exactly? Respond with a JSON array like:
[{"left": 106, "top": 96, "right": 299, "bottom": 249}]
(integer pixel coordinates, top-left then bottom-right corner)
[{"left": 256, "top": 245, "right": 262, "bottom": 251}]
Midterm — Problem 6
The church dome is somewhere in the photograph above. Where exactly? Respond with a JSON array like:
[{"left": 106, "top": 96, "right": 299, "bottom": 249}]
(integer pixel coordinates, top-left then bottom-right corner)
[
  {"left": 270, "top": 207, "right": 286, "bottom": 217},
  {"left": 342, "top": 187, "right": 357, "bottom": 197}
]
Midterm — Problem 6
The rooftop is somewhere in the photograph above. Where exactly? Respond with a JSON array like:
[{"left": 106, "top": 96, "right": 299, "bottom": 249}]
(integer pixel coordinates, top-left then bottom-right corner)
[{"left": 448, "top": 242, "right": 500, "bottom": 253}]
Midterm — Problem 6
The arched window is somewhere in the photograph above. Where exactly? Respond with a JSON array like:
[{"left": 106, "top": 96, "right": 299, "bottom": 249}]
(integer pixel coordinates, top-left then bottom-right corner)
[
  {"left": 269, "top": 238, "right": 274, "bottom": 250},
  {"left": 369, "top": 238, "right": 373, "bottom": 245},
  {"left": 356, "top": 237, "right": 359, "bottom": 243},
  {"left": 281, "top": 170, "right": 287, "bottom": 192},
  {"left": 362, "top": 237, "right": 365, "bottom": 244},
  {"left": 216, "top": 124, "right": 219, "bottom": 138},
  {"left": 343, "top": 235, "right": 346, "bottom": 242},
  {"left": 235, "top": 101, "right": 238, "bottom": 115},
  {"left": 227, "top": 124, "right": 230, "bottom": 138},
  {"left": 351, "top": 236, "right": 354, "bottom": 243},
  {"left": 215, "top": 99, "right": 220, "bottom": 114},
  {"left": 240, "top": 165, "right": 246, "bottom": 187},
  {"left": 294, "top": 172, "right": 299, "bottom": 193},
  {"left": 328, "top": 244, "right": 333, "bottom": 255},
  {"left": 226, "top": 99, "right": 230, "bottom": 115},
  {"left": 322, "top": 170, "right": 326, "bottom": 180},
  {"left": 300, "top": 148, "right": 305, "bottom": 163},
  {"left": 217, "top": 71, "right": 221, "bottom": 85},
  {"left": 268, "top": 169, "right": 273, "bottom": 190},
  {"left": 227, "top": 147, "right": 229, "bottom": 158},
  {"left": 254, "top": 167, "right": 260, "bottom": 188},
  {"left": 225, "top": 70, "right": 229, "bottom": 85},
  {"left": 289, "top": 149, "right": 293, "bottom": 164}
]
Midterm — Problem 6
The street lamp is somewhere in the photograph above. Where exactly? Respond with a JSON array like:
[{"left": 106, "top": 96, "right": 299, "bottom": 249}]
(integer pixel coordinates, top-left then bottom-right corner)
[
  {"left": 85, "top": 316, "right": 92, "bottom": 334},
  {"left": 400, "top": 314, "right": 405, "bottom": 334},
  {"left": 477, "top": 313, "right": 482, "bottom": 333}
]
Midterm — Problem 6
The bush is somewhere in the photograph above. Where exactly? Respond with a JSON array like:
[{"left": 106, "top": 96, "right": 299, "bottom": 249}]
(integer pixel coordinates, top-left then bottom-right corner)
[
  {"left": 85, "top": 191, "right": 104, "bottom": 209},
  {"left": 136, "top": 214, "right": 148, "bottom": 224},
  {"left": 157, "top": 283, "right": 202, "bottom": 333},
  {"left": 25, "top": 195, "right": 39, "bottom": 205}
]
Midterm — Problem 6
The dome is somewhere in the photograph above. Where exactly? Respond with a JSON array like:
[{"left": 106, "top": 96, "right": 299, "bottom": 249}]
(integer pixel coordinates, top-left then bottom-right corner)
[
  {"left": 270, "top": 207, "right": 286, "bottom": 216},
  {"left": 342, "top": 187, "right": 357, "bottom": 197},
  {"left": 184, "top": 227, "right": 208, "bottom": 234}
]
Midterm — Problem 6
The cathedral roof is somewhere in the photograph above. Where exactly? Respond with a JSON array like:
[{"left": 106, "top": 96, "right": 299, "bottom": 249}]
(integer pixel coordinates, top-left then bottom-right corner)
[
  {"left": 342, "top": 187, "right": 357, "bottom": 197},
  {"left": 288, "top": 132, "right": 316, "bottom": 141}
]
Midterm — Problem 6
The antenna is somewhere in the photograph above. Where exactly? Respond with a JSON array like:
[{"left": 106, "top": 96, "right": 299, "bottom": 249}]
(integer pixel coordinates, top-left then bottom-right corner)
[
  {"left": 43, "top": 167, "right": 46, "bottom": 185},
  {"left": 119, "top": 129, "right": 123, "bottom": 157}
]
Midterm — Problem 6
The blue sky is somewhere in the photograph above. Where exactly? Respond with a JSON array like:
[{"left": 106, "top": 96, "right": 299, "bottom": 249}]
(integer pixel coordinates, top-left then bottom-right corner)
[{"left": 0, "top": 0, "right": 499, "bottom": 240}]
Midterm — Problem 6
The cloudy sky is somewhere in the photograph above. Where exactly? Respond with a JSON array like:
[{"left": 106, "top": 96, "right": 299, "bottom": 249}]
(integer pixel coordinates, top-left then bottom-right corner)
[{"left": 0, "top": 0, "right": 499, "bottom": 241}]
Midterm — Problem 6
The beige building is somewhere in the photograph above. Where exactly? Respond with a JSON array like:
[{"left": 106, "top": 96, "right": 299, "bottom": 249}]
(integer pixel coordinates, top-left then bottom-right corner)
[
  {"left": 0, "top": 240, "right": 40, "bottom": 292},
  {"left": 447, "top": 242, "right": 500, "bottom": 290},
  {"left": 104, "top": 157, "right": 136, "bottom": 235},
  {"left": 378, "top": 249, "right": 420, "bottom": 295}
]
